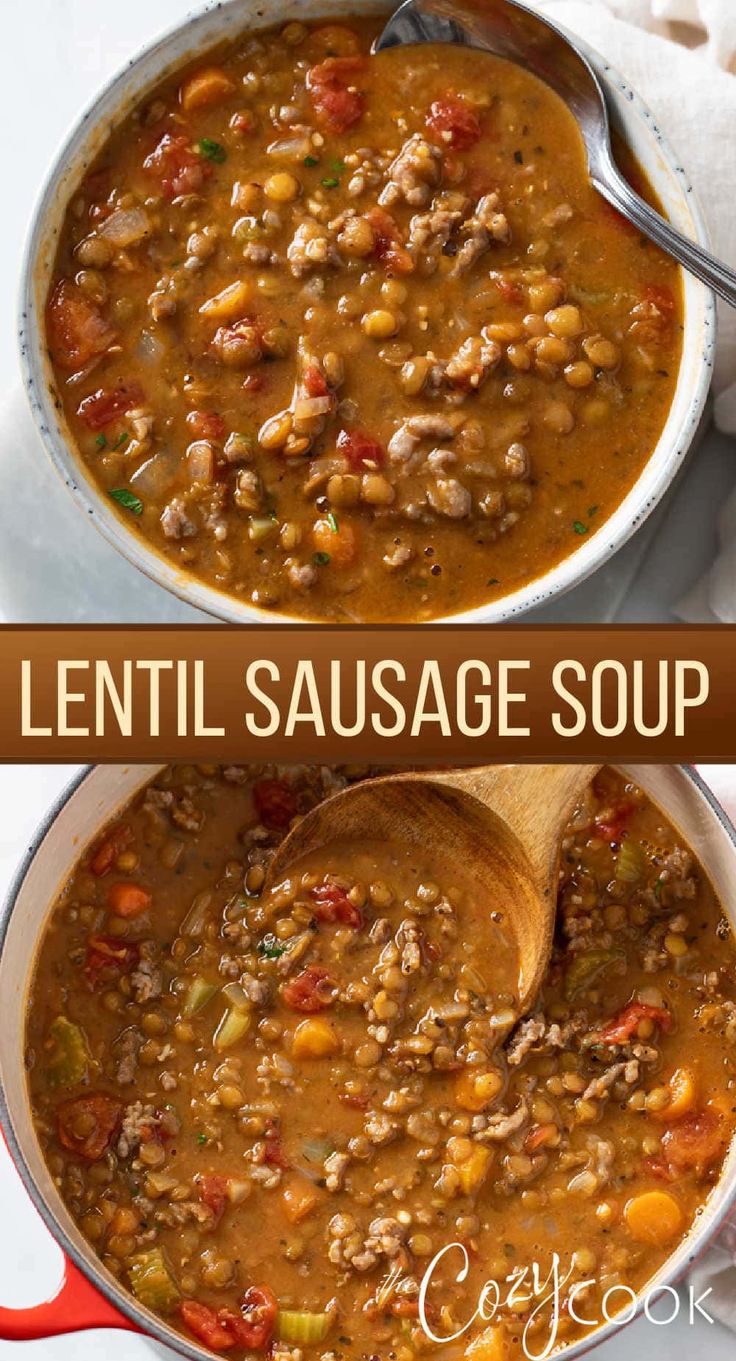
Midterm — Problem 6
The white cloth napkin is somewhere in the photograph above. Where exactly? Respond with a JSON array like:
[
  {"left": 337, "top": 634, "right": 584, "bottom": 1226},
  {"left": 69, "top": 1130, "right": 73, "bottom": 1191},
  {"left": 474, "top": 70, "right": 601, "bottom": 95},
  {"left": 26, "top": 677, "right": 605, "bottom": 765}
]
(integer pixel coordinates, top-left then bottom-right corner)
[{"left": 527, "top": 0, "right": 736, "bottom": 620}]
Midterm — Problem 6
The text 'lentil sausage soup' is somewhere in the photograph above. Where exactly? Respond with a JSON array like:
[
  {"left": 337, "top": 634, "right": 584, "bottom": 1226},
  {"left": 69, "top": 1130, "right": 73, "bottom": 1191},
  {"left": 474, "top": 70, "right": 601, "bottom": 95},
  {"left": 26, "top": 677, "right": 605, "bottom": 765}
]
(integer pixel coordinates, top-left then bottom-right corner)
[
  {"left": 44, "top": 17, "right": 683, "bottom": 621},
  {"left": 27, "top": 765, "right": 736, "bottom": 1360}
]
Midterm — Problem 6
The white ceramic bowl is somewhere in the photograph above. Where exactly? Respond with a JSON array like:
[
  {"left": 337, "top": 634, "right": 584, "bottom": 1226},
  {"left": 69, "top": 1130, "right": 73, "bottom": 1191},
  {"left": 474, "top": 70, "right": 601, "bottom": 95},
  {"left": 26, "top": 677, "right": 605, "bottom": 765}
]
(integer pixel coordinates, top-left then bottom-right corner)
[
  {"left": 19, "top": 0, "right": 715, "bottom": 624},
  {"left": 0, "top": 763, "right": 735, "bottom": 1358}
]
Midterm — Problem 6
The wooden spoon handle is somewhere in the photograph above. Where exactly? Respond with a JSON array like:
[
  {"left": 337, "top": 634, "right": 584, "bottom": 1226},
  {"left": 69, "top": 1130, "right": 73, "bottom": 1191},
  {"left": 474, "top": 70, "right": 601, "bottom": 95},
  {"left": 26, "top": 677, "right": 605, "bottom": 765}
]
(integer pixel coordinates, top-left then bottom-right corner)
[{"left": 435, "top": 763, "right": 599, "bottom": 889}]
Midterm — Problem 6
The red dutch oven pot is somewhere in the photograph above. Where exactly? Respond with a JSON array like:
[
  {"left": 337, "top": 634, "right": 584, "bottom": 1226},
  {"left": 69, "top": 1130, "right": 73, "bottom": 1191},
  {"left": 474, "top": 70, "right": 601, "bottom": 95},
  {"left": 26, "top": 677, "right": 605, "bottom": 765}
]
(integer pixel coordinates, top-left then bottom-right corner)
[{"left": 1, "top": 763, "right": 736, "bottom": 1356}]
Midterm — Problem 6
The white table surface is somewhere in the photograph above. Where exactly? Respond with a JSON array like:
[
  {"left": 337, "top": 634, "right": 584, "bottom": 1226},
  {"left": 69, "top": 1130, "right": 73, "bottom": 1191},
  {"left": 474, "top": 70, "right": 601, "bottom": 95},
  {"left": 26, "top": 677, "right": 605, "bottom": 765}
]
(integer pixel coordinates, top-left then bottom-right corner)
[
  {"left": 0, "top": 0, "right": 734, "bottom": 625},
  {"left": 1, "top": 760, "right": 735, "bottom": 1357}
]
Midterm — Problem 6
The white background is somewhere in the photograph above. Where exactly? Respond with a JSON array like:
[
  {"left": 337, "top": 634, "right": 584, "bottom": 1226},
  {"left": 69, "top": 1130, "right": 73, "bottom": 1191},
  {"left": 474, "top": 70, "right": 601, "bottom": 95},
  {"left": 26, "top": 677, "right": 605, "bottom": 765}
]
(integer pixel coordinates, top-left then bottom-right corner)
[{"left": 0, "top": 760, "right": 735, "bottom": 1357}]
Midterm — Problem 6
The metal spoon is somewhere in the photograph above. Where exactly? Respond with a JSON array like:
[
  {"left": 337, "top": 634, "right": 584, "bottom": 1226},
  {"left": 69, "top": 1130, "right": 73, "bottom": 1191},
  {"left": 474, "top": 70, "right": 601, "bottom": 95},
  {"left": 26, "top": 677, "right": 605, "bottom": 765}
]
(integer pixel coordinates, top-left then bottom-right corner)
[{"left": 374, "top": 0, "right": 736, "bottom": 307}]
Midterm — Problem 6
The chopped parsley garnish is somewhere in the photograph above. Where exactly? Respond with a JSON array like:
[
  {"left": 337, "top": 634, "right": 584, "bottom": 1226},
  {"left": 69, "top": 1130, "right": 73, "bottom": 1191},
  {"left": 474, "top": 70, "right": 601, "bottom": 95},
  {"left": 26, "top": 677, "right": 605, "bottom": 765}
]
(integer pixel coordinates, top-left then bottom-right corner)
[
  {"left": 327, "top": 511, "right": 339, "bottom": 533},
  {"left": 112, "top": 430, "right": 129, "bottom": 450},
  {"left": 321, "top": 158, "right": 346, "bottom": 190},
  {"left": 109, "top": 488, "right": 143, "bottom": 515},
  {"left": 313, "top": 551, "right": 331, "bottom": 566},
  {"left": 196, "top": 1132, "right": 208, "bottom": 1146},
  {"left": 95, "top": 433, "right": 107, "bottom": 450},
  {"left": 588, "top": 504, "right": 599, "bottom": 519},
  {"left": 304, "top": 154, "right": 319, "bottom": 167},
  {"left": 487, "top": 577, "right": 500, "bottom": 586},
  {"left": 573, "top": 520, "right": 588, "bottom": 535},
  {"left": 258, "top": 935, "right": 287, "bottom": 959},
  {"left": 197, "top": 137, "right": 227, "bottom": 163},
  {"left": 513, "top": 149, "right": 523, "bottom": 164}
]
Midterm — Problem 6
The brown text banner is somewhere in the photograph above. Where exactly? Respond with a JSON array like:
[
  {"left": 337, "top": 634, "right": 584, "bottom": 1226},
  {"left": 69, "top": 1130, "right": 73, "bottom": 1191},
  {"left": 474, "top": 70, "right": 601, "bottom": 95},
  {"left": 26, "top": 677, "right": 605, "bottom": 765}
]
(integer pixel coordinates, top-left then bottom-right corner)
[{"left": 2, "top": 625, "right": 734, "bottom": 762}]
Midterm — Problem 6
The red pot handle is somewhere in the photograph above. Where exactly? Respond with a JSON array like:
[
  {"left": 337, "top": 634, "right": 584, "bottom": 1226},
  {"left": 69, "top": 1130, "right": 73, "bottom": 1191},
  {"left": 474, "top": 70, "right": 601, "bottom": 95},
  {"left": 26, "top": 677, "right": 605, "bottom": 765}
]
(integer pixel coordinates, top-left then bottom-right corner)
[{"left": 0, "top": 1252, "right": 140, "bottom": 1340}]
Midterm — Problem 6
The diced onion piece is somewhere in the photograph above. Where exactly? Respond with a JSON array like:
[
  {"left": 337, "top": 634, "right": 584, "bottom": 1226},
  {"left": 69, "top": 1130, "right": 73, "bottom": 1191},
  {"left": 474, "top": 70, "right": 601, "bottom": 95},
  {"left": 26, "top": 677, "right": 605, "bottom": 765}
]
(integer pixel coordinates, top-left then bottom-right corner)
[
  {"left": 187, "top": 440, "right": 215, "bottom": 485},
  {"left": 199, "top": 279, "right": 251, "bottom": 320},
  {"left": 180, "top": 890, "right": 213, "bottom": 939},
  {"left": 293, "top": 396, "right": 332, "bottom": 420},
  {"left": 267, "top": 134, "right": 313, "bottom": 161},
  {"left": 227, "top": 1177, "right": 252, "bottom": 1204},
  {"left": 98, "top": 206, "right": 151, "bottom": 247},
  {"left": 130, "top": 447, "right": 180, "bottom": 497},
  {"left": 137, "top": 330, "right": 165, "bottom": 364},
  {"left": 277, "top": 1311, "right": 332, "bottom": 1345}
]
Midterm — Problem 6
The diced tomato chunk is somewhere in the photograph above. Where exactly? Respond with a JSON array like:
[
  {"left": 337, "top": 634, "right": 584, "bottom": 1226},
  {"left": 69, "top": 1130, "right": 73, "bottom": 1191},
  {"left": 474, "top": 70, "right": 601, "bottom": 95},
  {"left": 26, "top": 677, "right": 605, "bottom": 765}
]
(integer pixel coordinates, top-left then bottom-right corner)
[
  {"left": 281, "top": 965, "right": 337, "bottom": 1013},
  {"left": 391, "top": 1298, "right": 420, "bottom": 1319},
  {"left": 186, "top": 409, "right": 226, "bottom": 441},
  {"left": 303, "top": 364, "right": 330, "bottom": 399},
  {"left": 85, "top": 935, "right": 140, "bottom": 980},
  {"left": 197, "top": 1173, "right": 229, "bottom": 1223},
  {"left": 593, "top": 800, "right": 634, "bottom": 843},
  {"left": 253, "top": 778, "right": 297, "bottom": 830},
  {"left": 144, "top": 130, "right": 212, "bottom": 200},
  {"left": 489, "top": 273, "right": 523, "bottom": 307},
  {"left": 181, "top": 1301, "right": 236, "bottom": 1352},
  {"left": 263, "top": 1119, "right": 289, "bottom": 1168},
  {"left": 311, "top": 880, "right": 363, "bottom": 928},
  {"left": 228, "top": 1286, "right": 278, "bottom": 1350},
  {"left": 365, "top": 207, "right": 414, "bottom": 276},
  {"left": 427, "top": 94, "right": 482, "bottom": 150},
  {"left": 46, "top": 280, "right": 116, "bottom": 373},
  {"left": 181, "top": 1290, "right": 277, "bottom": 1352},
  {"left": 107, "top": 882, "right": 152, "bottom": 918},
  {"left": 89, "top": 824, "right": 134, "bottom": 877},
  {"left": 599, "top": 1001, "right": 672, "bottom": 1046},
  {"left": 77, "top": 384, "right": 145, "bottom": 431},
  {"left": 57, "top": 1094, "right": 123, "bottom": 1160},
  {"left": 661, "top": 1108, "right": 726, "bottom": 1176},
  {"left": 306, "top": 56, "right": 366, "bottom": 132},
  {"left": 337, "top": 427, "right": 386, "bottom": 472}
]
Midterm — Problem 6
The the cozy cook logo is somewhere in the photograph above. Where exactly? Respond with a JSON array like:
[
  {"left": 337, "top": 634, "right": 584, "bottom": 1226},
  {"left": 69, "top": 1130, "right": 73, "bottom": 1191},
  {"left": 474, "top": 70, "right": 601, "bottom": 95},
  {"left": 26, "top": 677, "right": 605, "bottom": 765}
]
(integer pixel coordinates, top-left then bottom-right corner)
[{"left": 417, "top": 1243, "right": 714, "bottom": 1359}]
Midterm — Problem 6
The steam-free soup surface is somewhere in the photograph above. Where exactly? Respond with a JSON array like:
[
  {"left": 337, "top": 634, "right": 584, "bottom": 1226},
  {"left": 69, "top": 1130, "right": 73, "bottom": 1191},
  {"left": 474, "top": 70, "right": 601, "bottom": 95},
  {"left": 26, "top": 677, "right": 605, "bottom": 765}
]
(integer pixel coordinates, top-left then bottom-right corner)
[
  {"left": 46, "top": 17, "right": 682, "bottom": 620},
  {"left": 28, "top": 766, "right": 736, "bottom": 1360}
]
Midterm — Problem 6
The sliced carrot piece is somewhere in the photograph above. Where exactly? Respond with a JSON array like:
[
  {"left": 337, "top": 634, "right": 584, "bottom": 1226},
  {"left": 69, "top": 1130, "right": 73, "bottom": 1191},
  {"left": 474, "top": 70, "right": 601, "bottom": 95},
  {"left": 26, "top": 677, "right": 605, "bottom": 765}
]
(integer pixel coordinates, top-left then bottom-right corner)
[
  {"left": 180, "top": 66, "right": 234, "bottom": 112},
  {"left": 624, "top": 1190, "right": 682, "bottom": 1245},
  {"left": 107, "top": 882, "right": 152, "bottom": 917}
]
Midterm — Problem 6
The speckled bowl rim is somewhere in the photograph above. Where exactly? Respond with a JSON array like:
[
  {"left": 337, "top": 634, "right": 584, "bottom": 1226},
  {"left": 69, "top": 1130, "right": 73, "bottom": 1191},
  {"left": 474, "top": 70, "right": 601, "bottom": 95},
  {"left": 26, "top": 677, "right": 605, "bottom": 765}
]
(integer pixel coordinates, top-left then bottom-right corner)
[
  {"left": 0, "top": 762, "right": 735, "bottom": 1361},
  {"left": 18, "top": 0, "right": 716, "bottom": 625}
]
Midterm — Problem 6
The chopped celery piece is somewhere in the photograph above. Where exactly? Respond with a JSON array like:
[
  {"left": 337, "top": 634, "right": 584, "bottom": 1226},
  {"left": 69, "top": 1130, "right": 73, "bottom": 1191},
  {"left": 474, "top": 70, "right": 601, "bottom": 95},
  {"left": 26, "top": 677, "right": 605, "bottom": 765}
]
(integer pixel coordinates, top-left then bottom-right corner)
[
  {"left": 616, "top": 838, "right": 647, "bottom": 884},
  {"left": 277, "top": 1310, "right": 332, "bottom": 1344},
  {"left": 214, "top": 1006, "right": 251, "bottom": 1050},
  {"left": 564, "top": 948, "right": 623, "bottom": 1002},
  {"left": 181, "top": 976, "right": 219, "bottom": 1018},
  {"left": 45, "top": 1016, "right": 88, "bottom": 1088},
  {"left": 222, "top": 981, "right": 252, "bottom": 1011},
  {"left": 128, "top": 1247, "right": 180, "bottom": 1314}
]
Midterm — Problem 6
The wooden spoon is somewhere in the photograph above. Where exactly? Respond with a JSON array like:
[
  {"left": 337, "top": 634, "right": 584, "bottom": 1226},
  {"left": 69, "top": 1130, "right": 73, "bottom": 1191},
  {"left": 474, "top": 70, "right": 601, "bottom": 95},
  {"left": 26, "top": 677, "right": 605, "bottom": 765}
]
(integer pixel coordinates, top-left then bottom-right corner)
[{"left": 267, "top": 764, "right": 599, "bottom": 1014}]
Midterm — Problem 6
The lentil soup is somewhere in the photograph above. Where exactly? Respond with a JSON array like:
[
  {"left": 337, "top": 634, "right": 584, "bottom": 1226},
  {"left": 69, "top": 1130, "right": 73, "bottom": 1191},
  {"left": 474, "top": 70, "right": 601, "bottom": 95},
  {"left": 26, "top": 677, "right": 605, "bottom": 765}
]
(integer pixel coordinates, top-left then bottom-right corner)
[
  {"left": 27, "top": 764, "right": 736, "bottom": 1360},
  {"left": 44, "top": 16, "right": 683, "bottom": 622}
]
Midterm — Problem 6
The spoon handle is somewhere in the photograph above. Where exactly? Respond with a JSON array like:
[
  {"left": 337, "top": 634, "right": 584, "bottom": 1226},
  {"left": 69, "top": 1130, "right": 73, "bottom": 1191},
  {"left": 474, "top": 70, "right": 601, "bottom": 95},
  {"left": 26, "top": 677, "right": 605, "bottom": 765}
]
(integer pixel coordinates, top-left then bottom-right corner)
[
  {"left": 442, "top": 763, "right": 599, "bottom": 884},
  {"left": 595, "top": 165, "right": 736, "bottom": 308}
]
